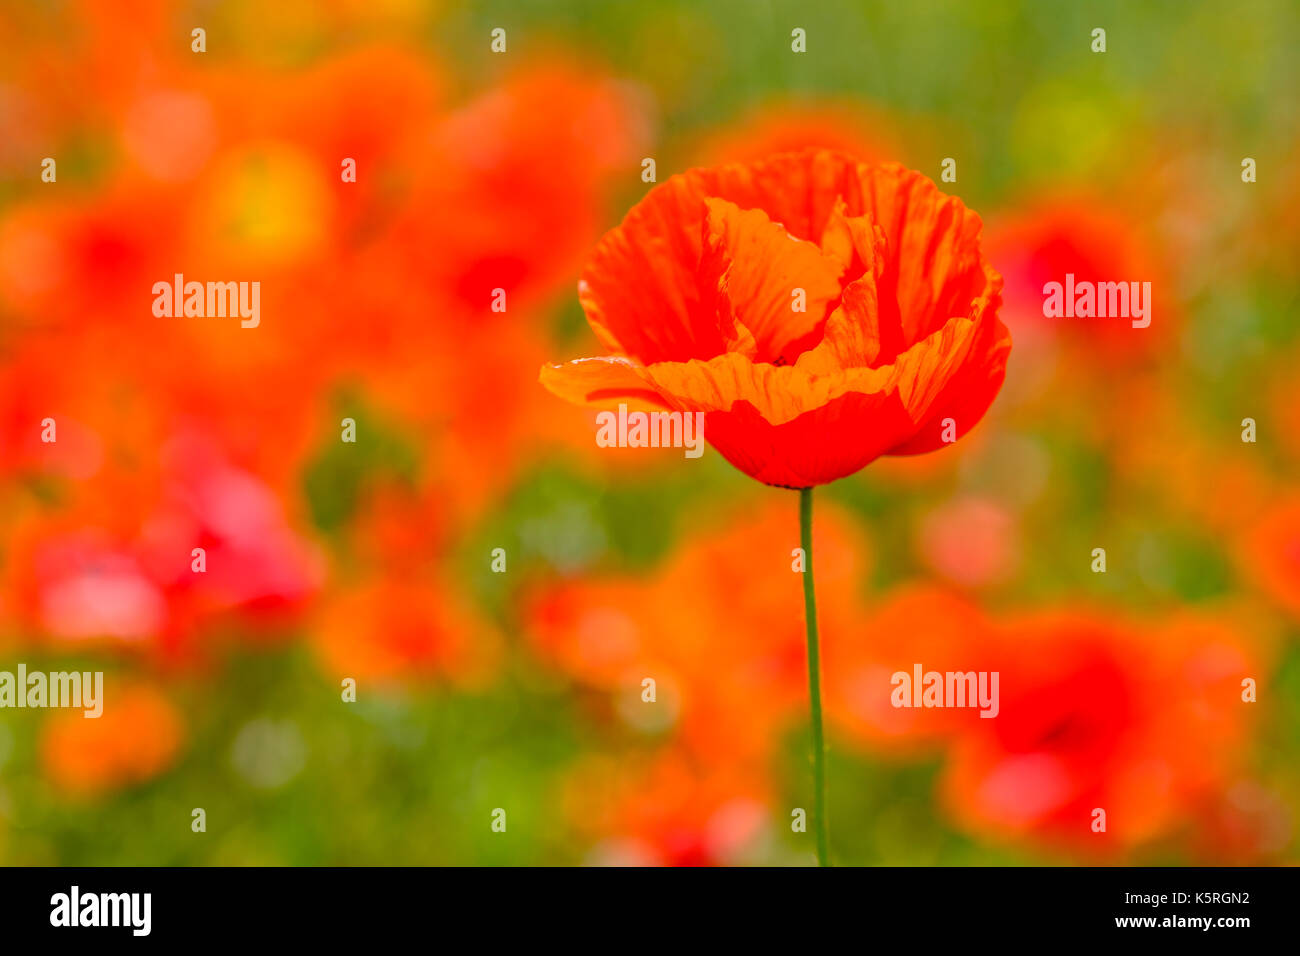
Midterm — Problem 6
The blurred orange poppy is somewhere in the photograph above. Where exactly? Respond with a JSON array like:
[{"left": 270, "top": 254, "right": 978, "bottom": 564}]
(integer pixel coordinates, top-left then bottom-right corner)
[
  {"left": 313, "top": 575, "right": 500, "bottom": 688},
  {"left": 541, "top": 149, "right": 1011, "bottom": 488},
  {"left": 693, "top": 102, "right": 899, "bottom": 167},
  {"left": 42, "top": 682, "right": 183, "bottom": 796},
  {"left": 825, "top": 584, "right": 1000, "bottom": 753},
  {"left": 528, "top": 499, "right": 870, "bottom": 768},
  {"left": 1238, "top": 495, "right": 1300, "bottom": 622}
]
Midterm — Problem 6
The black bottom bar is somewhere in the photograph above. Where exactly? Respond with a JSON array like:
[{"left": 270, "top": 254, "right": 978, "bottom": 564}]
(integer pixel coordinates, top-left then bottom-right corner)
[{"left": 0, "top": 865, "right": 1292, "bottom": 943}]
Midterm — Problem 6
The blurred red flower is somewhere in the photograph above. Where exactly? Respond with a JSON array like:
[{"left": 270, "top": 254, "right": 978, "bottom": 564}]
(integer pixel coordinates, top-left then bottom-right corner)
[
  {"left": 917, "top": 496, "right": 1020, "bottom": 589},
  {"left": 939, "top": 610, "right": 1258, "bottom": 855},
  {"left": 562, "top": 752, "right": 773, "bottom": 867},
  {"left": 985, "top": 196, "right": 1172, "bottom": 373},
  {"left": 2, "top": 433, "right": 323, "bottom": 662}
]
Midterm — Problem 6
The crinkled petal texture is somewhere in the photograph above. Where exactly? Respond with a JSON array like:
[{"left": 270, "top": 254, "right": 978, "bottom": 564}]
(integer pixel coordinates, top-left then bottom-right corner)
[{"left": 541, "top": 150, "right": 1012, "bottom": 488}]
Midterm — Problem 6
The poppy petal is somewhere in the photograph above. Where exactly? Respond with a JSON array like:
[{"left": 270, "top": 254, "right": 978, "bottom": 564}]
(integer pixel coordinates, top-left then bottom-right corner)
[
  {"left": 889, "top": 307, "right": 1012, "bottom": 455},
  {"left": 578, "top": 174, "right": 721, "bottom": 364},
  {"left": 701, "top": 389, "right": 919, "bottom": 488},
  {"left": 858, "top": 163, "right": 990, "bottom": 348},
  {"left": 698, "top": 197, "right": 842, "bottom": 364},
  {"left": 539, "top": 356, "right": 671, "bottom": 409}
]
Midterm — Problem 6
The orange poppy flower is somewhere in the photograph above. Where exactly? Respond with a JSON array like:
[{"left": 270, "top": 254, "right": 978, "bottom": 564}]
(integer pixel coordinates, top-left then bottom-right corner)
[{"left": 541, "top": 149, "right": 1011, "bottom": 488}]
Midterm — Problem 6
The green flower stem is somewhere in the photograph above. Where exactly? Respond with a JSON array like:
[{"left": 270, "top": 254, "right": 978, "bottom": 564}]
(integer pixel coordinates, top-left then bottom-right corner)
[{"left": 800, "top": 486, "right": 830, "bottom": 866}]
